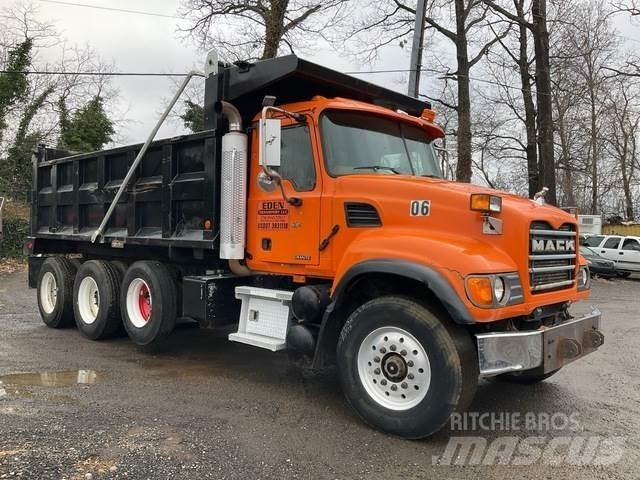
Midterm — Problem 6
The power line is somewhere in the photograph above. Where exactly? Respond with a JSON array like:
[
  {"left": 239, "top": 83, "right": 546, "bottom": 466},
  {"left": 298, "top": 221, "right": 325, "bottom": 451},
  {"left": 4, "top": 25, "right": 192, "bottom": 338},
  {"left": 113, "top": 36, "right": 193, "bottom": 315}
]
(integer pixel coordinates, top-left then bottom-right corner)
[
  {"left": 0, "top": 70, "right": 191, "bottom": 77},
  {"left": 36, "top": 0, "right": 181, "bottom": 19},
  {"left": 0, "top": 67, "right": 608, "bottom": 98}
]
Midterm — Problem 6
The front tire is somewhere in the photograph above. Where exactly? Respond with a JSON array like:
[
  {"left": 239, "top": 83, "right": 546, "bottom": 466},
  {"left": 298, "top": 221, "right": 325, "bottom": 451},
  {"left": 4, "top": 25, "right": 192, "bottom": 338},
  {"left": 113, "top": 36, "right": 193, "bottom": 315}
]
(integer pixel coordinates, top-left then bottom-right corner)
[
  {"left": 37, "top": 257, "right": 77, "bottom": 328},
  {"left": 73, "top": 260, "right": 122, "bottom": 340},
  {"left": 337, "top": 296, "right": 478, "bottom": 439},
  {"left": 498, "top": 367, "right": 560, "bottom": 384},
  {"left": 120, "top": 261, "right": 177, "bottom": 346}
]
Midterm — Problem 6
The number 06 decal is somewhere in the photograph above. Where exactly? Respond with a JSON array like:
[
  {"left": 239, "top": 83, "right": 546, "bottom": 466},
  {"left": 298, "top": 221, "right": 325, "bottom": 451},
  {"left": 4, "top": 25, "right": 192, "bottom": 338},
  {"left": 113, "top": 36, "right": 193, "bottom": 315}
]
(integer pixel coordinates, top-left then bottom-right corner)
[{"left": 410, "top": 200, "right": 431, "bottom": 217}]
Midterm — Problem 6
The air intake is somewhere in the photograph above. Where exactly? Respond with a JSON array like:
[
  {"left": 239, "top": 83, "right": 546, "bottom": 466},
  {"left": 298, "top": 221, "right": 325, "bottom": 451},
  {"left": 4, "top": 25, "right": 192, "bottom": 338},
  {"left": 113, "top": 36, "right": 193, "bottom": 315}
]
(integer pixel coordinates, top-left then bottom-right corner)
[{"left": 344, "top": 203, "right": 382, "bottom": 227}]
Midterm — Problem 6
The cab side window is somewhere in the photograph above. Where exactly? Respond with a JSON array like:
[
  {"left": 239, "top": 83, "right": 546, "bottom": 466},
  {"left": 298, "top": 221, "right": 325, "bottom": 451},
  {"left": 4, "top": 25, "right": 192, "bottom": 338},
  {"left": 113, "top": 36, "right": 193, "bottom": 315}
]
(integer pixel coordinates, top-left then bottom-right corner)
[
  {"left": 603, "top": 237, "right": 622, "bottom": 249},
  {"left": 622, "top": 238, "right": 640, "bottom": 251},
  {"left": 274, "top": 125, "right": 316, "bottom": 192}
]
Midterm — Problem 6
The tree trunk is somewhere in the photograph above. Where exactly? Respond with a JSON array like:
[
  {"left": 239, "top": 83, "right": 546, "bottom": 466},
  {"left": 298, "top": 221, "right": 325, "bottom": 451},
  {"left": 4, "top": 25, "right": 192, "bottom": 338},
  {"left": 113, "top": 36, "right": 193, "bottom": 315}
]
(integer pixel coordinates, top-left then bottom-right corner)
[
  {"left": 589, "top": 88, "right": 598, "bottom": 214},
  {"left": 454, "top": 0, "right": 473, "bottom": 183},
  {"left": 619, "top": 142, "right": 634, "bottom": 219},
  {"left": 262, "top": 0, "right": 289, "bottom": 59},
  {"left": 622, "top": 178, "right": 634, "bottom": 220},
  {"left": 514, "top": 1, "right": 538, "bottom": 198},
  {"left": 531, "top": 0, "right": 556, "bottom": 205}
]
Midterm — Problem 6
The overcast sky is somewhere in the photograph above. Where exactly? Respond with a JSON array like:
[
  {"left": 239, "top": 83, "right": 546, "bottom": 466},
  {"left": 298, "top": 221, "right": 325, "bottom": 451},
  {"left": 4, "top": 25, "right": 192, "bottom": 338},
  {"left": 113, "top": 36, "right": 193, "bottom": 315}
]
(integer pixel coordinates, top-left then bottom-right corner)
[
  {"left": 28, "top": 0, "right": 640, "bottom": 147},
  {"left": 30, "top": 0, "right": 417, "bottom": 146}
]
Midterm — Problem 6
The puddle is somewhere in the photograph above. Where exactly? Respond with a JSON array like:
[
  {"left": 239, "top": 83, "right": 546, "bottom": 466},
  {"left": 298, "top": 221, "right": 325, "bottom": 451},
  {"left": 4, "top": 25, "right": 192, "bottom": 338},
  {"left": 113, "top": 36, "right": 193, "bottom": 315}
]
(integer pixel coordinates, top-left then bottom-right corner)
[
  {"left": 0, "top": 386, "right": 33, "bottom": 399},
  {"left": 0, "top": 370, "right": 103, "bottom": 387}
]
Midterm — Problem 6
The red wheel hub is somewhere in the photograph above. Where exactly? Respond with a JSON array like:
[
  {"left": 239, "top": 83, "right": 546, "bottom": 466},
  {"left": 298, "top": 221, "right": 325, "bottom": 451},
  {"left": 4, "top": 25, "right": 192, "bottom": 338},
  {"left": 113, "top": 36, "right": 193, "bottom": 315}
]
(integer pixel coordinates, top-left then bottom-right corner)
[{"left": 138, "top": 283, "right": 152, "bottom": 321}]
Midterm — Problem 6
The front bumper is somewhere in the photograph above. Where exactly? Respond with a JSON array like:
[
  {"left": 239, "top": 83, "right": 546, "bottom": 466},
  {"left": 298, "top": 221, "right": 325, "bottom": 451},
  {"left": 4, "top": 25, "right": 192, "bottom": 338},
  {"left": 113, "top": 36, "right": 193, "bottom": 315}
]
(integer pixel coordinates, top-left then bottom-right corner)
[
  {"left": 475, "top": 308, "right": 603, "bottom": 376},
  {"left": 589, "top": 263, "right": 616, "bottom": 277}
]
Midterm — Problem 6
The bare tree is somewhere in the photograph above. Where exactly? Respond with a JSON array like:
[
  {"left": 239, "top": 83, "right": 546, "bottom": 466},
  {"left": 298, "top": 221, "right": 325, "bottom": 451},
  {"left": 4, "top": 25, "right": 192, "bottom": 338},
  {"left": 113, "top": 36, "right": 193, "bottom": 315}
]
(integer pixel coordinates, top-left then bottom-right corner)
[
  {"left": 342, "top": 0, "right": 509, "bottom": 183},
  {"left": 562, "top": 2, "right": 617, "bottom": 213},
  {"left": 613, "top": 0, "right": 640, "bottom": 16},
  {"left": 0, "top": 2, "right": 119, "bottom": 198},
  {"left": 482, "top": 0, "right": 556, "bottom": 204},
  {"left": 604, "top": 77, "right": 639, "bottom": 220},
  {"left": 180, "top": 0, "right": 351, "bottom": 61},
  {"left": 477, "top": 0, "right": 539, "bottom": 196}
]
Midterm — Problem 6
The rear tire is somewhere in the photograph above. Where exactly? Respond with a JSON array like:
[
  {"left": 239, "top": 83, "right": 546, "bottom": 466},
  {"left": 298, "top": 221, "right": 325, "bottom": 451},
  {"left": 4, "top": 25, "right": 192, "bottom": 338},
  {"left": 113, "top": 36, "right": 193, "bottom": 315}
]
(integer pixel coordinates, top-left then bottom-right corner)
[
  {"left": 337, "top": 296, "right": 478, "bottom": 439},
  {"left": 109, "top": 260, "right": 128, "bottom": 280},
  {"left": 37, "top": 257, "right": 77, "bottom": 328},
  {"left": 120, "top": 261, "right": 177, "bottom": 346},
  {"left": 73, "top": 260, "right": 122, "bottom": 340}
]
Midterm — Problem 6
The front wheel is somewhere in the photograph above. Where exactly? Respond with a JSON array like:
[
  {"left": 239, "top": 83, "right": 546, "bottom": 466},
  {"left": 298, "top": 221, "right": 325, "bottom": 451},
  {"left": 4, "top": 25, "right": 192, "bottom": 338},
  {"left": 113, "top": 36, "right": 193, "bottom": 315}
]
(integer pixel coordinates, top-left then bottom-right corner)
[
  {"left": 337, "top": 296, "right": 478, "bottom": 439},
  {"left": 498, "top": 367, "right": 560, "bottom": 384}
]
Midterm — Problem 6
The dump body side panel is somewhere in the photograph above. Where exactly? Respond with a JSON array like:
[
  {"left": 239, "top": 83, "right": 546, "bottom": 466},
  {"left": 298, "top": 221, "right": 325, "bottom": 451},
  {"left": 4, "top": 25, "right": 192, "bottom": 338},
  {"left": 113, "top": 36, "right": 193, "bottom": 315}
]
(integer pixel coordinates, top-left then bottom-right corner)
[{"left": 31, "top": 131, "right": 219, "bottom": 250}]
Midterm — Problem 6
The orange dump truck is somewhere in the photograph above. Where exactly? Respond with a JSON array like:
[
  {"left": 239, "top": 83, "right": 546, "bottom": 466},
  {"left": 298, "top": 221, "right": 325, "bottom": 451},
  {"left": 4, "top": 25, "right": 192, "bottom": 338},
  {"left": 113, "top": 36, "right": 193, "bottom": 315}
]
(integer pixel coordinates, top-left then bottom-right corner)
[{"left": 26, "top": 52, "right": 603, "bottom": 438}]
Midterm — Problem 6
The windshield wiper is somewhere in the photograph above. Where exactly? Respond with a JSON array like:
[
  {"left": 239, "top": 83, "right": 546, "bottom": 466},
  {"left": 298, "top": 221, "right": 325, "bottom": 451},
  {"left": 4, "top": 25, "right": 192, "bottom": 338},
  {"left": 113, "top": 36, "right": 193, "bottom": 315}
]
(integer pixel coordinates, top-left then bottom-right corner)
[{"left": 353, "top": 165, "right": 401, "bottom": 174}]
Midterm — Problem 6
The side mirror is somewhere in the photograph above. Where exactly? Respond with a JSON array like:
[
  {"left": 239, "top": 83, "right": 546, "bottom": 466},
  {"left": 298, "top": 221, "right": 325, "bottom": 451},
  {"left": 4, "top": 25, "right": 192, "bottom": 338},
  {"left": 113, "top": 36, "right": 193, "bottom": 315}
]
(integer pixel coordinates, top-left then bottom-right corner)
[
  {"left": 259, "top": 117, "right": 281, "bottom": 167},
  {"left": 434, "top": 145, "right": 453, "bottom": 180}
]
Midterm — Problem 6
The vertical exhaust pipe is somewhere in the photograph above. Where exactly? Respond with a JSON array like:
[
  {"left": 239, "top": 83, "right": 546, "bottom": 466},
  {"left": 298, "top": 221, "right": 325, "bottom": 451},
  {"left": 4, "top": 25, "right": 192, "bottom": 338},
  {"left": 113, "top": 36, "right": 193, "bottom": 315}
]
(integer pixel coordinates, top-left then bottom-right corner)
[{"left": 219, "top": 101, "right": 250, "bottom": 275}]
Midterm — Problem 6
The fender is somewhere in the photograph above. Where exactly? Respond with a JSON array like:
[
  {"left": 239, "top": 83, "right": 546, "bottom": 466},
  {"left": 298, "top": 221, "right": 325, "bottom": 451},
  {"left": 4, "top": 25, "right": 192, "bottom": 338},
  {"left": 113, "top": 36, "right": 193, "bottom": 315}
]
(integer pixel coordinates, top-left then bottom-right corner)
[
  {"left": 332, "top": 258, "right": 474, "bottom": 325},
  {"left": 311, "top": 258, "right": 474, "bottom": 369}
]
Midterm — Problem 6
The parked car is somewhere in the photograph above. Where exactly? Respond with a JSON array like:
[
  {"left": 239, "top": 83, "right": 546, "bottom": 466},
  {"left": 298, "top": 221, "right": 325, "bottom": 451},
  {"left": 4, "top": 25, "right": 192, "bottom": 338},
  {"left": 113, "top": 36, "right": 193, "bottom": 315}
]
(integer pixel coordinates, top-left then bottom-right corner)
[
  {"left": 579, "top": 246, "right": 617, "bottom": 277},
  {"left": 583, "top": 235, "right": 640, "bottom": 277}
]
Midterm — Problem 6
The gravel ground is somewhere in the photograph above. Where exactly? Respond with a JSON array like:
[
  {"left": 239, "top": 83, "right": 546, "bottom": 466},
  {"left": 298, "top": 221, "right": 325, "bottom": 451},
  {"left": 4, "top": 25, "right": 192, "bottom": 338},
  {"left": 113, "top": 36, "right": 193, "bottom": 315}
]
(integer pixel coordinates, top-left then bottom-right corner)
[{"left": 0, "top": 270, "right": 639, "bottom": 479}]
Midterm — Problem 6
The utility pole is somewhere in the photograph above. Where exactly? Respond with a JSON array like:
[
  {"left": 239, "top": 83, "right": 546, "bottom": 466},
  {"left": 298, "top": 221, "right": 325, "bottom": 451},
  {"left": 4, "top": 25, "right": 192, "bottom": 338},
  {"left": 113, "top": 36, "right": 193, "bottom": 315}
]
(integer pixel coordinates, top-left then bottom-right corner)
[{"left": 407, "top": 0, "right": 428, "bottom": 98}]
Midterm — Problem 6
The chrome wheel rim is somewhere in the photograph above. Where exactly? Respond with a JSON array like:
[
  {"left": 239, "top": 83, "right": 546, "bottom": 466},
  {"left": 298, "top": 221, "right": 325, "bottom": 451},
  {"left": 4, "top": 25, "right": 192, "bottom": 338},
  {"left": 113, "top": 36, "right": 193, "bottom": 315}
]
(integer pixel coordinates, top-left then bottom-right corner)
[
  {"left": 40, "top": 272, "right": 57, "bottom": 314},
  {"left": 77, "top": 276, "right": 100, "bottom": 324},
  {"left": 357, "top": 326, "right": 431, "bottom": 411},
  {"left": 126, "top": 278, "right": 152, "bottom": 328}
]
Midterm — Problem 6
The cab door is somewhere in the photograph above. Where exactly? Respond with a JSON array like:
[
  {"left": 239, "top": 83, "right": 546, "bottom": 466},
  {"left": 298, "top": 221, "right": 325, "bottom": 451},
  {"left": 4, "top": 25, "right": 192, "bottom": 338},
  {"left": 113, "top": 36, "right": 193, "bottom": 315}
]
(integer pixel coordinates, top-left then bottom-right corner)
[
  {"left": 247, "top": 121, "right": 322, "bottom": 266},
  {"left": 598, "top": 236, "right": 622, "bottom": 262},
  {"left": 617, "top": 238, "right": 640, "bottom": 272}
]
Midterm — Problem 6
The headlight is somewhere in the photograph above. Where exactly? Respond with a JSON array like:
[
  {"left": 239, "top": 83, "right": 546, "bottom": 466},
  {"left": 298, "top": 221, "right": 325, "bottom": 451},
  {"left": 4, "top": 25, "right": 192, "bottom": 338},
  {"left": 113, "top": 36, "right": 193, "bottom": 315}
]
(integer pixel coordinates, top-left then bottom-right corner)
[
  {"left": 465, "top": 273, "right": 522, "bottom": 308},
  {"left": 578, "top": 266, "right": 591, "bottom": 291},
  {"left": 493, "top": 276, "right": 505, "bottom": 303}
]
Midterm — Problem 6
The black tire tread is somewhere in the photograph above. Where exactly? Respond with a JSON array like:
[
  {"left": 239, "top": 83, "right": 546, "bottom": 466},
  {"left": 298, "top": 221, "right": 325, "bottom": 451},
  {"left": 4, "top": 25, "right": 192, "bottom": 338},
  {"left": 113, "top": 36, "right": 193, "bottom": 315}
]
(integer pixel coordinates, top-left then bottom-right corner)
[
  {"left": 498, "top": 367, "right": 560, "bottom": 384},
  {"left": 101, "top": 261, "right": 123, "bottom": 338},
  {"left": 120, "top": 261, "right": 177, "bottom": 346},
  {"left": 337, "top": 295, "right": 478, "bottom": 439},
  {"left": 73, "top": 260, "right": 122, "bottom": 340},
  {"left": 38, "top": 257, "right": 77, "bottom": 328}
]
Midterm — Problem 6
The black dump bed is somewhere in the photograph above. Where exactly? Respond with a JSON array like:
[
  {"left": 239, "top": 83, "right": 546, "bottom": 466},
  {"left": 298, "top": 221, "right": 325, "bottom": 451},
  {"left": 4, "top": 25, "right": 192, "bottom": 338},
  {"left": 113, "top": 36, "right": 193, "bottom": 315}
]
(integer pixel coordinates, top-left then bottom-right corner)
[
  {"left": 31, "top": 130, "right": 218, "bottom": 249},
  {"left": 30, "top": 54, "right": 428, "bottom": 251}
]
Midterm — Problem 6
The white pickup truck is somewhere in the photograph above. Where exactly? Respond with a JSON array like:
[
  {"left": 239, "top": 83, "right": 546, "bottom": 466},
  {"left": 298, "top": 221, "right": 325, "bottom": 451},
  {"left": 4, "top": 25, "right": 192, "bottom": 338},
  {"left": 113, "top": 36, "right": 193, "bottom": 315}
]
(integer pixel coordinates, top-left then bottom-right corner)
[{"left": 583, "top": 235, "right": 640, "bottom": 276}]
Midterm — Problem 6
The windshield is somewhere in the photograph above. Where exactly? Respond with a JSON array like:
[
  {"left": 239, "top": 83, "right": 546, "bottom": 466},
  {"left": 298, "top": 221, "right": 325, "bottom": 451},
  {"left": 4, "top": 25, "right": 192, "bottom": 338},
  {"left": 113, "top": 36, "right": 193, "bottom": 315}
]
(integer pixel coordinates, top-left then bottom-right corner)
[
  {"left": 320, "top": 110, "right": 442, "bottom": 178},
  {"left": 580, "top": 246, "right": 597, "bottom": 256}
]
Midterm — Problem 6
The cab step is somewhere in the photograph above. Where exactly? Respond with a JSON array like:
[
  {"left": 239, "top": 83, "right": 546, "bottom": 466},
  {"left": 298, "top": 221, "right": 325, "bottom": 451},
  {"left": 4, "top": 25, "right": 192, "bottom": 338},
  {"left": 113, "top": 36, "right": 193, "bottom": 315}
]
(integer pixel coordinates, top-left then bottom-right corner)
[{"left": 228, "top": 286, "right": 293, "bottom": 352}]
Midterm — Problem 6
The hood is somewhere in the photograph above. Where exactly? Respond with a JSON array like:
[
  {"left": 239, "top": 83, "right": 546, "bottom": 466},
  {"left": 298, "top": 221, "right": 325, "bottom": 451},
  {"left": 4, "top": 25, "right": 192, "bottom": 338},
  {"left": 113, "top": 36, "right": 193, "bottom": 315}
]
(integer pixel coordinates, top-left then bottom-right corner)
[{"left": 334, "top": 174, "right": 576, "bottom": 230}]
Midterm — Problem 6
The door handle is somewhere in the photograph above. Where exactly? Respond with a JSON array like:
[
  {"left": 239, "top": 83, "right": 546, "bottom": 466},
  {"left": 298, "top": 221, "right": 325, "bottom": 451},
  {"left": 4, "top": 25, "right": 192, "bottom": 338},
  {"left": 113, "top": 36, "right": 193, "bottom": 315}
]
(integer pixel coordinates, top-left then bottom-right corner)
[
  {"left": 601, "top": 250, "right": 606, "bottom": 254},
  {"left": 619, "top": 252, "right": 624, "bottom": 255}
]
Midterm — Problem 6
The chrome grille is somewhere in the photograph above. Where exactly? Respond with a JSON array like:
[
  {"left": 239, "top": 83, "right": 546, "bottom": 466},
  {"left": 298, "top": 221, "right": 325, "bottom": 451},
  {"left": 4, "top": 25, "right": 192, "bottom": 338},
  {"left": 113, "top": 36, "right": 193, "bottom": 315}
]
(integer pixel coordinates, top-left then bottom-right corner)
[{"left": 529, "top": 222, "right": 577, "bottom": 293}]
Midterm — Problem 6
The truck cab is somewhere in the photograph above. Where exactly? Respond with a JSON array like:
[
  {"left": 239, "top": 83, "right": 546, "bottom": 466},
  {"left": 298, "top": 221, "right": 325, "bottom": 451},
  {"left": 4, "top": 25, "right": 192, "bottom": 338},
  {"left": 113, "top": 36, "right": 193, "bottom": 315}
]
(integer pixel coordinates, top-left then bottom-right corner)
[{"left": 26, "top": 52, "right": 604, "bottom": 439}]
